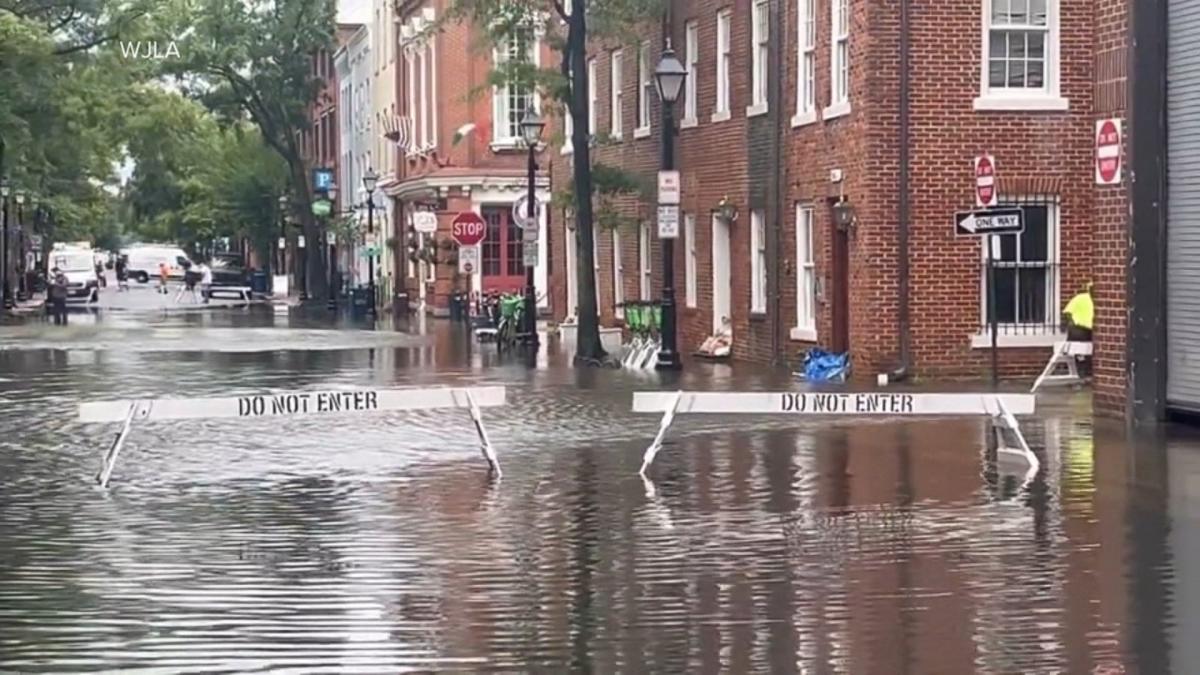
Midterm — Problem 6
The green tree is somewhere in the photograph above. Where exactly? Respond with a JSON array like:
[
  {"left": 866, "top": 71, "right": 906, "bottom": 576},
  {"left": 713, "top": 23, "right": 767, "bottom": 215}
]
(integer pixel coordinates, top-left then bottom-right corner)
[
  {"left": 168, "top": 0, "right": 337, "bottom": 300},
  {"left": 445, "top": 0, "right": 663, "bottom": 364}
]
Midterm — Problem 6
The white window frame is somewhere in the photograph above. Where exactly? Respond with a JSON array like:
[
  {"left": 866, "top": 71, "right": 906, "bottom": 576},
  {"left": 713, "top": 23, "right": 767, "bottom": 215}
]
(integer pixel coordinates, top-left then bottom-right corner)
[
  {"left": 972, "top": 197, "right": 1064, "bottom": 348},
  {"left": 610, "top": 49, "right": 624, "bottom": 139},
  {"left": 639, "top": 221, "right": 652, "bottom": 300},
  {"left": 791, "top": 204, "right": 817, "bottom": 341},
  {"left": 684, "top": 213, "right": 697, "bottom": 307},
  {"left": 562, "top": 102, "right": 574, "bottom": 155},
  {"left": 824, "top": 0, "right": 851, "bottom": 120},
  {"left": 613, "top": 229, "right": 624, "bottom": 317},
  {"left": 750, "top": 209, "right": 767, "bottom": 314},
  {"left": 976, "top": 0, "right": 1067, "bottom": 111},
  {"left": 682, "top": 22, "right": 699, "bottom": 128},
  {"left": 748, "top": 0, "right": 770, "bottom": 116},
  {"left": 491, "top": 32, "right": 540, "bottom": 150},
  {"left": 417, "top": 47, "right": 428, "bottom": 148},
  {"left": 713, "top": 10, "right": 732, "bottom": 122},
  {"left": 792, "top": 0, "right": 817, "bottom": 127},
  {"left": 635, "top": 41, "right": 653, "bottom": 137},
  {"left": 587, "top": 58, "right": 598, "bottom": 135}
]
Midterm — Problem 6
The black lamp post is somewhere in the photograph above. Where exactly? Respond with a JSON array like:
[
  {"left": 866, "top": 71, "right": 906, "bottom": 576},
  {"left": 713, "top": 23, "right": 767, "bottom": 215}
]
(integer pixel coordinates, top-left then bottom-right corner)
[
  {"left": 654, "top": 43, "right": 687, "bottom": 370},
  {"left": 276, "top": 194, "right": 288, "bottom": 281},
  {"left": 520, "top": 109, "right": 545, "bottom": 347},
  {"left": 1, "top": 177, "right": 11, "bottom": 310},
  {"left": 326, "top": 183, "right": 338, "bottom": 311},
  {"left": 14, "top": 189, "right": 26, "bottom": 301},
  {"left": 363, "top": 168, "right": 379, "bottom": 318}
]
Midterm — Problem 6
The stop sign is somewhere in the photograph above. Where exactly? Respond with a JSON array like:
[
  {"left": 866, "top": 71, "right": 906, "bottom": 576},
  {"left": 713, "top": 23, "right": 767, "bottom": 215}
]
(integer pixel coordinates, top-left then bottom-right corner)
[
  {"left": 1096, "top": 119, "right": 1122, "bottom": 185},
  {"left": 451, "top": 211, "right": 487, "bottom": 246},
  {"left": 975, "top": 155, "right": 997, "bottom": 208}
]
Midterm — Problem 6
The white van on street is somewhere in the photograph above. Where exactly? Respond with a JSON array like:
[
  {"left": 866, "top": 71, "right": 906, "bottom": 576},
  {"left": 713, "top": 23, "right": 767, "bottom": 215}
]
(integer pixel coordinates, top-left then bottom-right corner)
[
  {"left": 122, "top": 245, "right": 191, "bottom": 283},
  {"left": 49, "top": 244, "right": 100, "bottom": 304}
]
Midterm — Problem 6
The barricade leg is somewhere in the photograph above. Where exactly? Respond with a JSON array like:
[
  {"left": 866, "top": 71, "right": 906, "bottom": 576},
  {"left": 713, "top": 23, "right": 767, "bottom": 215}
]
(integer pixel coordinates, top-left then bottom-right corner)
[
  {"left": 96, "top": 402, "right": 139, "bottom": 488},
  {"left": 639, "top": 390, "right": 684, "bottom": 476},
  {"left": 461, "top": 389, "right": 501, "bottom": 477}
]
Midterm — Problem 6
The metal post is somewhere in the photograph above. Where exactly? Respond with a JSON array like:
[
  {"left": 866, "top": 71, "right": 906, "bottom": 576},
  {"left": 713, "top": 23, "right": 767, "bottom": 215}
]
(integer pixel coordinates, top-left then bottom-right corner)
[
  {"left": 299, "top": 236, "right": 308, "bottom": 301},
  {"left": 657, "top": 99, "right": 682, "bottom": 370},
  {"left": 1, "top": 192, "right": 10, "bottom": 310},
  {"left": 523, "top": 143, "right": 539, "bottom": 347},
  {"left": 327, "top": 235, "right": 337, "bottom": 311},
  {"left": 367, "top": 196, "right": 377, "bottom": 317},
  {"left": 988, "top": 235, "right": 999, "bottom": 388}
]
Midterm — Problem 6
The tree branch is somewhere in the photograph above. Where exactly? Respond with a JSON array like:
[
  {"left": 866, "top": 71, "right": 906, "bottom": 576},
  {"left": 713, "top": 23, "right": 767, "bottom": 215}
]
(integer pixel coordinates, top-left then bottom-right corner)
[
  {"left": 53, "top": 32, "right": 116, "bottom": 55},
  {"left": 552, "top": 0, "right": 568, "bottom": 22}
]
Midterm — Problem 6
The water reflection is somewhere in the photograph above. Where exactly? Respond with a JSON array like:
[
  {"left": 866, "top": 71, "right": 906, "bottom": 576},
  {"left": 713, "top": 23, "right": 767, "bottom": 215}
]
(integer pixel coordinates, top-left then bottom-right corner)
[{"left": 0, "top": 316, "right": 1195, "bottom": 671}]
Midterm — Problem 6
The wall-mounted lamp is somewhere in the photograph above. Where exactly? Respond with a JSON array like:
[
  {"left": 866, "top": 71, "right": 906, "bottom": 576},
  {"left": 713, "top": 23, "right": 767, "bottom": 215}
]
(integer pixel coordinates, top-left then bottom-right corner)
[
  {"left": 833, "top": 200, "right": 856, "bottom": 231},
  {"left": 716, "top": 196, "right": 739, "bottom": 223}
]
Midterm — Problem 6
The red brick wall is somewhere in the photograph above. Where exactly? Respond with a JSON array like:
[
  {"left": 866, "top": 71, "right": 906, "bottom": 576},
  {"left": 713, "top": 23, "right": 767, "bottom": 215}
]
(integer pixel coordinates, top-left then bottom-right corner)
[
  {"left": 1092, "top": 0, "right": 1130, "bottom": 416},
  {"left": 549, "top": 0, "right": 1108, "bottom": 383}
]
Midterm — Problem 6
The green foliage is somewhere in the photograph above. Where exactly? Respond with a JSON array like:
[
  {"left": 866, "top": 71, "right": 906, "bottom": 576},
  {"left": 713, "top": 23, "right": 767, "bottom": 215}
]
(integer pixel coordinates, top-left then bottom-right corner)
[{"left": 552, "top": 161, "right": 649, "bottom": 230}]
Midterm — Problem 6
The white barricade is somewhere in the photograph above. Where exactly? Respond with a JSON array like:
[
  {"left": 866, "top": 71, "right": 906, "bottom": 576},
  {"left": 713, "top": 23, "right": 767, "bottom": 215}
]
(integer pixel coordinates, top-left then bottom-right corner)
[
  {"left": 633, "top": 391, "right": 1039, "bottom": 477},
  {"left": 81, "top": 386, "right": 507, "bottom": 487}
]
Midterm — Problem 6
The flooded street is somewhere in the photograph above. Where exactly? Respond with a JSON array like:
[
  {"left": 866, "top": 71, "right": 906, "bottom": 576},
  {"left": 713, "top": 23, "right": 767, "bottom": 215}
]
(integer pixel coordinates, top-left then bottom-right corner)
[{"left": 2, "top": 309, "right": 1200, "bottom": 673}]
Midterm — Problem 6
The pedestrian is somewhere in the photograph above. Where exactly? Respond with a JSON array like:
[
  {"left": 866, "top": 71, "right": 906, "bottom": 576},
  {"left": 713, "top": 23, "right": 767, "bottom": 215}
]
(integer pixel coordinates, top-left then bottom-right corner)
[
  {"left": 158, "top": 261, "right": 170, "bottom": 294},
  {"left": 199, "top": 262, "right": 213, "bottom": 304},
  {"left": 115, "top": 256, "right": 129, "bottom": 291},
  {"left": 94, "top": 257, "right": 106, "bottom": 288},
  {"left": 48, "top": 267, "right": 69, "bottom": 325},
  {"left": 1062, "top": 281, "right": 1094, "bottom": 377}
]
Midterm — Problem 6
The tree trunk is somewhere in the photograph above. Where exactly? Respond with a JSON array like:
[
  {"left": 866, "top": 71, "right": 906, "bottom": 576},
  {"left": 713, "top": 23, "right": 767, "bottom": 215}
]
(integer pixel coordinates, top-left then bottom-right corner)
[
  {"left": 287, "top": 157, "right": 330, "bottom": 301},
  {"left": 567, "top": 0, "right": 606, "bottom": 364}
]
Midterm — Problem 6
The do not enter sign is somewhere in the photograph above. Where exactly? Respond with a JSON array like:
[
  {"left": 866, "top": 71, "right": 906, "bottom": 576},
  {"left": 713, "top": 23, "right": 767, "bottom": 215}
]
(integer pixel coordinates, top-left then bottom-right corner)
[
  {"left": 975, "top": 155, "right": 997, "bottom": 208},
  {"left": 1096, "top": 118, "right": 1123, "bottom": 185},
  {"left": 451, "top": 211, "right": 487, "bottom": 247}
]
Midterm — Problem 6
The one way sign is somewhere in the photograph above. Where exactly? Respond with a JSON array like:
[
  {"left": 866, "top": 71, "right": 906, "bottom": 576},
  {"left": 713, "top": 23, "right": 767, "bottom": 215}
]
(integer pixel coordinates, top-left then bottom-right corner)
[{"left": 954, "top": 207, "right": 1025, "bottom": 237}]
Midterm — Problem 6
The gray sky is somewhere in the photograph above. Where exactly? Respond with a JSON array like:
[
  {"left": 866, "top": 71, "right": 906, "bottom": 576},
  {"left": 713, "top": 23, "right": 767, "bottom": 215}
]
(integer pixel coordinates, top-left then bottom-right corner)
[{"left": 338, "top": 0, "right": 369, "bottom": 24}]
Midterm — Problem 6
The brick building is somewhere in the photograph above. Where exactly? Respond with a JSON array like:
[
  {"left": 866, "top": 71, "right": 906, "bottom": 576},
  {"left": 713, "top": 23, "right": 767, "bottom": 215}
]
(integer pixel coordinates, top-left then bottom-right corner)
[
  {"left": 388, "top": 1, "right": 552, "bottom": 316},
  {"left": 549, "top": 0, "right": 1123, "bottom": 389}
]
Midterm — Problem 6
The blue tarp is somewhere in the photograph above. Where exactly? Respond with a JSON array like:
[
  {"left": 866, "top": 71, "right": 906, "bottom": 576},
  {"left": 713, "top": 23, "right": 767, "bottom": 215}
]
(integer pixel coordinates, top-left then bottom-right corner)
[{"left": 799, "top": 349, "right": 850, "bottom": 382}]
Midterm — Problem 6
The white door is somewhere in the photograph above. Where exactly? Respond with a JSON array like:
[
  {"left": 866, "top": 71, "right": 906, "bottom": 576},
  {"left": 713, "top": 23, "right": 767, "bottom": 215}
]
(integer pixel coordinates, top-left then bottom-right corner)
[
  {"left": 566, "top": 229, "right": 578, "bottom": 319},
  {"left": 613, "top": 230, "right": 624, "bottom": 318},
  {"left": 711, "top": 215, "right": 732, "bottom": 335}
]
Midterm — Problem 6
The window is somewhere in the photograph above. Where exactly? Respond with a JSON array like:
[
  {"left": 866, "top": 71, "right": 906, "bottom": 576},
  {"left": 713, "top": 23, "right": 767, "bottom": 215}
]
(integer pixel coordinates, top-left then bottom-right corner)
[
  {"left": 794, "top": 205, "right": 816, "bottom": 339},
  {"left": 613, "top": 229, "right": 624, "bottom": 317},
  {"left": 749, "top": 0, "right": 769, "bottom": 114},
  {"left": 587, "top": 58, "right": 598, "bottom": 134},
  {"left": 750, "top": 210, "right": 767, "bottom": 313},
  {"left": 493, "top": 31, "right": 538, "bottom": 146},
  {"left": 427, "top": 42, "right": 437, "bottom": 149},
  {"left": 793, "top": 0, "right": 816, "bottom": 126},
  {"left": 417, "top": 46, "right": 428, "bottom": 147},
  {"left": 639, "top": 222, "right": 652, "bottom": 300},
  {"left": 406, "top": 47, "right": 417, "bottom": 151},
  {"left": 714, "top": 10, "right": 731, "bottom": 120},
  {"left": 978, "top": 0, "right": 1065, "bottom": 110},
  {"left": 978, "top": 199, "right": 1061, "bottom": 344},
  {"left": 610, "top": 50, "right": 623, "bottom": 138},
  {"left": 683, "top": 22, "right": 698, "bottom": 125},
  {"left": 826, "top": 0, "right": 850, "bottom": 118},
  {"left": 562, "top": 94, "right": 574, "bottom": 154},
  {"left": 636, "top": 41, "right": 653, "bottom": 136}
]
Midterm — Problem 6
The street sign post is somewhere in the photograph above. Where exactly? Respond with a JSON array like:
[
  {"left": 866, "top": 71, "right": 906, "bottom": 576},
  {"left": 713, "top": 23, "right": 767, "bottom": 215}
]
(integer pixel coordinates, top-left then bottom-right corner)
[
  {"left": 458, "top": 245, "right": 479, "bottom": 274},
  {"left": 413, "top": 211, "right": 438, "bottom": 234},
  {"left": 523, "top": 242, "right": 538, "bottom": 268},
  {"left": 954, "top": 207, "right": 1024, "bottom": 237},
  {"left": 955, "top": 206, "right": 1023, "bottom": 388},
  {"left": 451, "top": 212, "right": 487, "bottom": 247},
  {"left": 974, "top": 155, "right": 997, "bottom": 208},
  {"left": 657, "top": 170, "right": 681, "bottom": 205},
  {"left": 312, "top": 168, "right": 335, "bottom": 193},
  {"left": 657, "top": 205, "right": 679, "bottom": 239},
  {"left": 1096, "top": 118, "right": 1123, "bottom": 185}
]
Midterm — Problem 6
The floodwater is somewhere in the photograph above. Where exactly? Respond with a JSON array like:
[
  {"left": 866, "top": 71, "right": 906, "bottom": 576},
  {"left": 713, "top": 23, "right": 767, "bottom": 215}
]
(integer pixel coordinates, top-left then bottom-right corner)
[{"left": 2, "top": 308, "right": 1199, "bottom": 673}]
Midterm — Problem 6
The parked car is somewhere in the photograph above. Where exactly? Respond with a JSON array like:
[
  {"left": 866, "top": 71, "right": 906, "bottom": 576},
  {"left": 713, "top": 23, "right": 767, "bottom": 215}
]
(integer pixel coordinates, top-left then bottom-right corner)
[{"left": 209, "top": 254, "right": 247, "bottom": 287}]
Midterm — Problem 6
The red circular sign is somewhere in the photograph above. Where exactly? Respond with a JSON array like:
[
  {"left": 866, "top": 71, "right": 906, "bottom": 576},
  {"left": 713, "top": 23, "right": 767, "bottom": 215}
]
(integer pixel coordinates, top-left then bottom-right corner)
[
  {"left": 451, "top": 212, "right": 487, "bottom": 247},
  {"left": 1096, "top": 120, "right": 1121, "bottom": 184},
  {"left": 975, "top": 156, "right": 996, "bottom": 206}
]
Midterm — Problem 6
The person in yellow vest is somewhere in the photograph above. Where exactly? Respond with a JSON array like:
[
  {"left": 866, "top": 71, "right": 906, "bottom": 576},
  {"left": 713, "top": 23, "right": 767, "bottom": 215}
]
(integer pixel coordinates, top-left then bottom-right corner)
[
  {"left": 1062, "top": 282, "right": 1094, "bottom": 378},
  {"left": 1062, "top": 282, "right": 1094, "bottom": 342}
]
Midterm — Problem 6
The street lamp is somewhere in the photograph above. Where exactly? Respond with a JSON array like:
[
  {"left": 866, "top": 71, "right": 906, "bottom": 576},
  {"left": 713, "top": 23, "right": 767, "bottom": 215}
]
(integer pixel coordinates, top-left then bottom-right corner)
[
  {"left": 326, "top": 183, "right": 339, "bottom": 310},
  {"left": 654, "top": 43, "right": 687, "bottom": 370},
  {"left": 520, "top": 108, "right": 545, "bottom": 346},
  {"left": 14, "top": 190, "right": 26, "bottom": 301},
  {"left": 276, "top": 194, "right": 288, "bottom": 279},
  {"left": 363, "top": 167, "right": 379, "bottom": 318},
  {"left": 0, "top": 177, "right": 10, "bottom": 310}
]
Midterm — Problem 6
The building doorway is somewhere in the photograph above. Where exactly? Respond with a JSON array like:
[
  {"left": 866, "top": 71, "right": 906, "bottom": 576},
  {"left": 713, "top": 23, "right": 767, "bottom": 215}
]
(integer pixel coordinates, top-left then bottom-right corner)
[
  {"left": 711, "top": 214, "right": 732, "bottom": 335},
  {"left": 481, "top": 205, "right": 525, "bottom": 293},
  {"left": 829, "top": 207, "right": 851, "bottom": 353}
]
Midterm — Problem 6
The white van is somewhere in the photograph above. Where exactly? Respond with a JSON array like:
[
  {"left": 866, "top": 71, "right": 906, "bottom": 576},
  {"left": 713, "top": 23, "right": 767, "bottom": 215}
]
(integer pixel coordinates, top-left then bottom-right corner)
[
  {"left": 122, "top": 245, "right": 191, "bottom": 283},
  {"left": 49, "top": 245, "right": 100, "bottom": 304}
]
